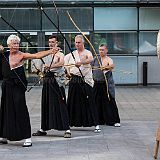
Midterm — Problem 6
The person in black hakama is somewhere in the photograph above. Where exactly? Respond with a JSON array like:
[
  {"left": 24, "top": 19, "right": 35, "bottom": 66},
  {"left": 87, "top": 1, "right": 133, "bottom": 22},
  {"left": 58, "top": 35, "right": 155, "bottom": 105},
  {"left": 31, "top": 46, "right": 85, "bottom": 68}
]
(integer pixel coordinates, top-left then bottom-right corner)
[
  {"left": 92, "top": 44, "right": 120, "bottom": 127},
  {"left": 64, "top": 35, "right": 101, "bottom": 132},
  {"left": 32, "top": 35, "right": 71, "bottom": 138},
  {"left": 0, "top": 35, "right": 58, "bottom": 147}
]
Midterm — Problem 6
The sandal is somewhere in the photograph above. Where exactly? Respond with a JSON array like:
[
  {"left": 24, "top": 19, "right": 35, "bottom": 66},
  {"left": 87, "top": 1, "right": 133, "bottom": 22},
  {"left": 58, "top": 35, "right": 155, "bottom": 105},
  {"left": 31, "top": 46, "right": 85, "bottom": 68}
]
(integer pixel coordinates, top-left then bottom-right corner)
[
  {"left": 94, "top": 129, "right": 101, "bottom": 133},
  {"left": 23, "top": 142, "right": 32, "bottom": 147},
  {"left": 32, "top": 130, "right": 47, "bottom": 136},
  {"left": 64, "top": 132, "right": 71, "bottom": 138}
]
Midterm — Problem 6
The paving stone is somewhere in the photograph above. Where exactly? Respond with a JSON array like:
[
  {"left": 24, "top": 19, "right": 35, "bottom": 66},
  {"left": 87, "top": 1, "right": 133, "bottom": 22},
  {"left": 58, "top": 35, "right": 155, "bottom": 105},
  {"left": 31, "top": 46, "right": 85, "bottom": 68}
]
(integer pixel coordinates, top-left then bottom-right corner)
[{"left": 0, "top": 86, "right": 160, "bottom": 160}]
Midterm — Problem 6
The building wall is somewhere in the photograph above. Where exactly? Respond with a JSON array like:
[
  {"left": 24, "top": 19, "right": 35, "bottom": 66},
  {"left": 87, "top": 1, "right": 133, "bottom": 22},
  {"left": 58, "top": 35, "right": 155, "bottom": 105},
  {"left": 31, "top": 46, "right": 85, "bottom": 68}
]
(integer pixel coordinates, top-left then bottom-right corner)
[
  {"left": 138, "top": 56, "right": 160, "bottom": 84},
  {"left": 0, "top": 2, "right": 160, "bottom": 84}
]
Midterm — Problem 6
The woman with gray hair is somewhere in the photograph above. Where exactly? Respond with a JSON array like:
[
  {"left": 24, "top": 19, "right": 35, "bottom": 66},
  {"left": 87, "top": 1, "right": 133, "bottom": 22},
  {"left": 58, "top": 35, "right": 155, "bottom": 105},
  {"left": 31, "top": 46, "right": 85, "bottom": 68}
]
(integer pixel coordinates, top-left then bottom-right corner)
[{"left": 0, "top": 34, "right": 58, "bottom": 147}]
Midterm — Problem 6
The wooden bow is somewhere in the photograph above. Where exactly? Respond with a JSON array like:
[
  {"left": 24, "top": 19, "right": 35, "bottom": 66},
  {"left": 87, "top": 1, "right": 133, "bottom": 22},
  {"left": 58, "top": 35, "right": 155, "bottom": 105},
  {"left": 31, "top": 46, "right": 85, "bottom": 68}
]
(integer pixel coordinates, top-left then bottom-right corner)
[{"left": 67, "top": 11, "right": 110, "bottom": 99}]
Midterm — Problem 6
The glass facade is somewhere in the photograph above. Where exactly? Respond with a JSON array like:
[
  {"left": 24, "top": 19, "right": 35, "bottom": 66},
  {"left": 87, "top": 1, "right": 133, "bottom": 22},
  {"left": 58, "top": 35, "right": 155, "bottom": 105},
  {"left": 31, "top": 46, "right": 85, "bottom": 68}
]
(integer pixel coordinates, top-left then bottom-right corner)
[
  {"left": 94, "top": 7, "right": 137, "bottom": 30},
  {"left": 111, "top": 56, "right": 138, "bottom": 84},
  {"left": 42, "top": 8, "right": 93, "bottom": 32},
  {"left": 139, "top": 32, "right": 157, "bottom": 55},
  {"left": 139, "top": 8, "right": 160, "bottom": 30},
  {"left": 94, "top": 32, "right": 138, "bottom": 55},
  {"left": 0, "top": 1, "right": 160, "bottom": 84},
  {"left": 0, "top": 9, "right": 41, "bottom": 31}
]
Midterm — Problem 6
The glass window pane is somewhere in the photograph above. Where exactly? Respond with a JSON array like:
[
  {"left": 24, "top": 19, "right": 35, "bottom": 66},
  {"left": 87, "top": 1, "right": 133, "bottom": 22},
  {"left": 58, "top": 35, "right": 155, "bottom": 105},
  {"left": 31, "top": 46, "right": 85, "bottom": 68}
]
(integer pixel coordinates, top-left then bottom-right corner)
[
  {"left": 0, "top": 9, "right": 41, "bottom": 31},
  {"left": 94, "top": 7, "right": 137, "bottom": 30},
  {"left": 111, "top": 56, "right": 137, "bottom": 84},
  {"left": 42, "top": 8, "right": 93, "bottom": 32},
  {"left": 139, "top": 8, "right": 160, "bottom": 30},
  {"left": 139, "top": 31, "right": 157, "bottom": 55},
  {"left": 138, "top": 56, "right": 160, "bottom": 84},
  {"left": 94, "top": 32, "right": 138, "bottom": 55}
]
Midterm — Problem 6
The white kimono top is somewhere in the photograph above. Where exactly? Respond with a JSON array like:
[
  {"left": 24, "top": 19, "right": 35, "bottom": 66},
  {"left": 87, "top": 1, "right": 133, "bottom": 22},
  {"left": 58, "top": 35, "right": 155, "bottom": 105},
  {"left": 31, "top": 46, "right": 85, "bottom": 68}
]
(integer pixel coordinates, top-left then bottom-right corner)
[{"left": 64, "top": 49, "right": 94, "bottom": 87}]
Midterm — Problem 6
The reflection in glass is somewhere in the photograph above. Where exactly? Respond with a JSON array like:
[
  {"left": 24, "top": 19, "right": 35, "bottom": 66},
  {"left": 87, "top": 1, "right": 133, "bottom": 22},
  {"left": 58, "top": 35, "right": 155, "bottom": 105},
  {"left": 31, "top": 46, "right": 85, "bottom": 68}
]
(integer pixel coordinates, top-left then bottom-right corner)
[
  {"left": 139, "top": 8, "right": 160, "bottom": 30},
  {"left": 94, "top": 32, "right": 138, "bottom": 55},
  {"left": 139, "top": 32, "right": 157, "bottom": 55}
]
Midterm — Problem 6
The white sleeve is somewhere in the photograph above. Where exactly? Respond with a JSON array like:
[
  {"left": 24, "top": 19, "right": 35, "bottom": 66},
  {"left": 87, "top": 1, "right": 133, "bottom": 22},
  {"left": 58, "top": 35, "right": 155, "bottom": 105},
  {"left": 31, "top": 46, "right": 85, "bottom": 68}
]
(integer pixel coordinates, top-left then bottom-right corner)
[{"left": 64, "top": 53, "right": 70, "bottom": 65}]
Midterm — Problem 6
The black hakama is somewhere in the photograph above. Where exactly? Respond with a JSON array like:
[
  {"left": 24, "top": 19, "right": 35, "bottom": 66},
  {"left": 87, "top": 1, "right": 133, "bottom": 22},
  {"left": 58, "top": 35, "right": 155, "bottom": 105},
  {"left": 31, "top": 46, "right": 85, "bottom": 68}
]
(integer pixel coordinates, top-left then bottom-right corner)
[
  {"left": 93, "top": 81, "right": 120, "bottom": 126},
  {"left": 67, "top": 75, "right": 98, "bottom": 127},
  {"left": 41, "top": 72, "right": 70, "bottom": 131},
  {"left": 0, "top": 53, "right": 31, "bottom": 141}
]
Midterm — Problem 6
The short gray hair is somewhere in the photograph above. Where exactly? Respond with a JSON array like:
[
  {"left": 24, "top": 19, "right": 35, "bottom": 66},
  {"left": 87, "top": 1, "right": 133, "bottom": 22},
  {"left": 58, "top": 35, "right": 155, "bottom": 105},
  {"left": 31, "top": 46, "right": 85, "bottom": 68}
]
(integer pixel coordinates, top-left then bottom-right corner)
[
  {"left": 75, "top": 35, "right": 85, "bottom": 43},
  {"left": 7, "top": 34, "right": 20, "bottom": 45}
]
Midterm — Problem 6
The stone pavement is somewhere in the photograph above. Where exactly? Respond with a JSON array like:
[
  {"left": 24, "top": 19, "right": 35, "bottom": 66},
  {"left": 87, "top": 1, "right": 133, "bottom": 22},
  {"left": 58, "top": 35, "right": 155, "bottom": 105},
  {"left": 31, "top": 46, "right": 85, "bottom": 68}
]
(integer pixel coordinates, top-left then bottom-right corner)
[{"left": 0, "top": 86, "right": 160, "bottom": 160}]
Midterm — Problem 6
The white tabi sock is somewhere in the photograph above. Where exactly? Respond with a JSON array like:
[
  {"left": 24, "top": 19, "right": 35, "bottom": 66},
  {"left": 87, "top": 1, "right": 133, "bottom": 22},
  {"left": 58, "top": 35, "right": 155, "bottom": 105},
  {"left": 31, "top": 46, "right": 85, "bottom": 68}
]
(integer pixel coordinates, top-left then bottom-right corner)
[
  {"left": 65, "top": 130, "right": 71, "bottom": 133},
  {"left": 24, "top": 138, "right": 32, "bottom": 143},
  {"left": 95, "top": 125, "right": 100, "bottom": 130}
]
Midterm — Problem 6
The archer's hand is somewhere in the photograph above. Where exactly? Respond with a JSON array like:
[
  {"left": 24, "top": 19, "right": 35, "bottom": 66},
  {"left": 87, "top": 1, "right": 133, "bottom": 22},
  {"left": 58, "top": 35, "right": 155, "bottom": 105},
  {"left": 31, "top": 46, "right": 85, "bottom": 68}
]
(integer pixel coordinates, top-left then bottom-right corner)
[
  {"left": 43, "top": 64, "right": 50, "bottom": 72},
  {"left": 66, "top": 72, "right": 72, "bottom": 78},
  {"left": 102, "top": 64, "right": 114, "bottom": 71},
  {"left": 101, "top": 65, "right": 109, "bottom": 71},
  {"left": 75, "top": 62, "right": 82, "bottom": 68}
]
